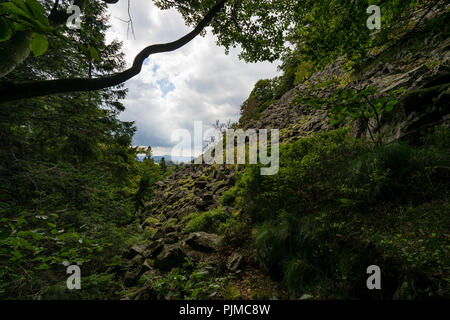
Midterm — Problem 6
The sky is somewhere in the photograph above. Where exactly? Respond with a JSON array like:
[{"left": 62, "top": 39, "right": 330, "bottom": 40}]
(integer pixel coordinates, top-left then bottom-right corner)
[{"left": 105, "top": 1, "right": 279, "bottom": 156}]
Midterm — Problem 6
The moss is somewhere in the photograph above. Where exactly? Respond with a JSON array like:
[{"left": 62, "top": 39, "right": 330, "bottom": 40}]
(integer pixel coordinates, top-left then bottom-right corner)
[
  {"left": 143, "top": 217, "right": 161, "bottom": 228},
  {"left": 144, "top": 227, "right": 158, "bottom": 237},
  {"left": 163, "top": 218, "right": 179, "bottom": 231},
  {"left": 223, "top": 285, "right": 242, "bottom": 300}
]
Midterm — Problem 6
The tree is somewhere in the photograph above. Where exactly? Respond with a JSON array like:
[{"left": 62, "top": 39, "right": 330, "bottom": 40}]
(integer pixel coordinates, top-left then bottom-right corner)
[
  {"left": 0, "top": 0, "right": 440, "bottom": 103},
  {"left": 146, "top": 146, "right": 153, "bottom": 159},
  {"left": 160, "top": 156, "right": 167, "bottom": 173},
  {"left": 0, "top": 0, "right": 140, "bottom": 298}
]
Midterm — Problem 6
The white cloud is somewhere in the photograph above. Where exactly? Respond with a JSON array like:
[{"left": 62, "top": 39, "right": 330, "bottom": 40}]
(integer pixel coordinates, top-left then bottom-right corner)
[{"left": 105, "top": 1, "right": 279, "bottom": 155}]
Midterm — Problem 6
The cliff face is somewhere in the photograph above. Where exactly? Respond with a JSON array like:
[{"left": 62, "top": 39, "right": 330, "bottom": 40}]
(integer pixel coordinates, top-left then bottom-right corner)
[{"left": 123, "top": 7, "right": 449, "bottom": 300}]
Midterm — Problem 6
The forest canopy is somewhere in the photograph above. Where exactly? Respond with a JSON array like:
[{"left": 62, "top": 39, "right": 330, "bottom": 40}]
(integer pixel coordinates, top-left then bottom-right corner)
[{"left": 0, "top": 0, "right": 439, "bottom": 102}]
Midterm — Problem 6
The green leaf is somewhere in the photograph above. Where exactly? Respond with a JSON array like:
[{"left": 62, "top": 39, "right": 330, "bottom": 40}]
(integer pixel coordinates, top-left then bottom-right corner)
[
  {"left": 11, "top": 0, "right": 31, "bottom": 14},
  {"left": 385, "top": 100, "right": 397, "bottom": 112},
  {"left": 0, "top": 18, "right": 13, "bottom": 42},
  {"left": 38, "top": 263, "right": 50, "bottom": 270},
  {"left": 1, "top": 2, "right": 31, "bottom": 19},
  {"left": 13, "top": 20, "right": 33, "bottom": 30},
  {"left": 24, "top": 0, "right": 49, "bottom": 26},
  {"left": 30, "top": 32, "right": 48, "bottom": 56},
  {"left": 89, "top": 46, "right": 101, "bottom": 62}
]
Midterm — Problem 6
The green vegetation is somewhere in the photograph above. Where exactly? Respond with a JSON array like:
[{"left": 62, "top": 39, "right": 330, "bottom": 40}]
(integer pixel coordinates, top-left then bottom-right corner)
[
  {"left": 220, "top": 127, "right": 449, "bottom": 298},
  {"left": 182, "top": 207, "right": 229, "bottom": 234},
  {"left": 293, "top": 79, "right": 405, "bottom": 145},
  {"left": 0, "top": 1, "right": 166, "bottom": 299},
  {"left": 0, "top": 0, "right": 448, "bottom": 301},
  {"left": 137, "top": 260, "right": 229, "bottom": 300}
]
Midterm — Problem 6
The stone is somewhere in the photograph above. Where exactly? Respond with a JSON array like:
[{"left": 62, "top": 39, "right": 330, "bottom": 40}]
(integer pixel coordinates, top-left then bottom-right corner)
[
  {"left": 143, "top": 243, "right": 164, "bottom": 259},
  {"left": 142, "top": 216, "right": 162, "bottom": 228},
  {"left": 194, "top": 180, "right": 207, "bottom": 188},
  {"left": 163, "top": 218, "right": 179, "bottom": 233},
  {"left": 142, "top": 258, "right": 155, "bottom": 271},
  {"left": 155, "top": 244, "right": 187, "bottom": 271},
  {"left": 211, "top": 181, "right": 228, "bottom": 194},
  {"left": 123, "top": 271, "right": 138, "bottom": 287},
  {"left": 151, "top": 228, "right": 165, "bottom": 240},
  {"left": 127, "top": 243, "right": 148, "bottom": 258},
  {"left": 226, "top": 253, "right": 245, "bottom": 271},
  {"left": 184, "top": 232, "right": 219, "bottom": 253},
  {"left": 163, "top": 232, "right": 179, "bottom": 244}
]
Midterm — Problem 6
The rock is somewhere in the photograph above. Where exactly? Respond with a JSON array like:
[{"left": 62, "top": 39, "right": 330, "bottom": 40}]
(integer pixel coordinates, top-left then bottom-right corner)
[
  {"left": 130, "top": 254, "right": 144, "bottom": 267},
  {"left": 143, "top": 243, "right": 164, "bottom": 259},
  {"left": 142, "top": 258, "right": 155, "bottom": 271},
  {"left": 196, "top": 193, "right": 215, "bottom": 210},
  {"left": 211, "top": 181, "right": 228, "bottom": 194},
  {"left": 163, "top": 218, "right": 179, "bottom": 233},
  {"left": 155, "top": 244, "right": 187, "bottom": 271},
  {"left": 226, "top": 253, "right": 245, "bottom": 271},
  {"left": 163, "top": 232, "right": 179, "bottom": 244},
  {"left": 127, "top": 243, "right": 149, "bottom": 258},
  {"left": 155, "top": 181, "right": 165, "bottom": 188},
  {"left": 142, "top": 216, "right": 162, "bottom": 228},
  {"left": 123, "top": 271, "right": 139, "bottom": 287},
  {"left": 184, "top": 232, "right": 219, "bottom": 253},
  {"left": 194, "top": 180, "right": 207, "bottom": 188},
  {"left": 151, "top": 228, "right": 165, "bottom": 240},
  {"left": 202, "top": 192, "right": 214, "bottom": 202}
]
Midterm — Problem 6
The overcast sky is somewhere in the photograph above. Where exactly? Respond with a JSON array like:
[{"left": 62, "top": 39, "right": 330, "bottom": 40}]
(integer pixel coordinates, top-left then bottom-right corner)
[{"left": 105, "top": 1, "right": 279, "bottom": 156}]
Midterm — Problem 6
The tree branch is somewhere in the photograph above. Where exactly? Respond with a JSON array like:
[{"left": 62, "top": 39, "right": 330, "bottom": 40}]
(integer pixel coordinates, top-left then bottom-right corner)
[{"left": 0, "top": 0, "right": 226, "bottom": 103}]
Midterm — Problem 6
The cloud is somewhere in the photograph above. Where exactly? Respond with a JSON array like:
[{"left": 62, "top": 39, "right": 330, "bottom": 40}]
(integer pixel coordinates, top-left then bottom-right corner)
[{"left": 105, "top": 1, "right": 279, "bottom": 155}]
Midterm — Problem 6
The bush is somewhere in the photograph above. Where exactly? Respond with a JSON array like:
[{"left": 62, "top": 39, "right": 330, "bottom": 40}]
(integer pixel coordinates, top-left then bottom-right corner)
[
  {"left": 228, "top": 127, "right": 449, "bottom": 298},
  {"left": 182, "top": 207, "right": 229, "bottom": 234}
]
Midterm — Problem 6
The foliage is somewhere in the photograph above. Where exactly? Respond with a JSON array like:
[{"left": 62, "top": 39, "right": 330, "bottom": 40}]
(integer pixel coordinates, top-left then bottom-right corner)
[
  {"left": 155, "top": 0, "right": 430, "bottom": 66},
  {"left": 228, "top": 127, "right": 449, "bottom": 298},
  {"left": 182, "top": 207, "right": 229, "bottom": 234},
  {"left": 141, "top": 260, "right": 228, "bottom": 300},
  {"left": 294, "top": 79, "right": 404, "bottom": 145},
  {"left": 135, "top": 158, "right": 164, "bottom": 208},
  {"left": 0, "top": 0, "right": 158, "bottom": 299},
  {"left": 0, "top": 0, "right": 52, "bottom": 55}
]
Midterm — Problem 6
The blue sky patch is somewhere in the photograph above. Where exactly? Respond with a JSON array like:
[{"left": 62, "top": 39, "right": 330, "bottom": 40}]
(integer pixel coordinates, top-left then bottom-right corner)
[{"left": 157, "top": 77, "right": 175, "bottom": 97}]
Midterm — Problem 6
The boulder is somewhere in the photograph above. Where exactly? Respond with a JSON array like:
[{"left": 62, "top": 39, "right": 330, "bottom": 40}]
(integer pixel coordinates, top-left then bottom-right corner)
[
  {"left": 144, "top": 243, "right": 164, "bottom": 259},
  {"left": 142, "top": 216, "right": 162, "bottom": 228},
  {"left": 211, "top": 181, "right": 228, "bottom": 194},
  {"left": 142, "top": 259, "right": 155, "bottom": 271},
  {"left": 154, "top": 244, "right": 187, "bottom": 271},
  {"left": 184, "top": 232, "right": 219, "bottom": 253},
  {"left": 163, "top": 232, "right": 180, "bottom": 245},
  {"left": 126, "top": 243, "right": 149, "bottom": 258}
]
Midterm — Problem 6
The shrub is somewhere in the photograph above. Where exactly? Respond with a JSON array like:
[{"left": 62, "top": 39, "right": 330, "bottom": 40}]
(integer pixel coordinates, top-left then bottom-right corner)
[
  {"left": 182, "top": 207, "right": 229, "bottom": 234},
  {"left": 229, "top": 127, "right": 449, "bottom": 298}
]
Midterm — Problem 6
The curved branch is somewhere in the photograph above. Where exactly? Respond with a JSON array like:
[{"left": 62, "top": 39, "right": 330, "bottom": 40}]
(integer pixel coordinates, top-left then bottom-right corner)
[{"left": 0, "top": 0, "right": 227, "bottom": 103}]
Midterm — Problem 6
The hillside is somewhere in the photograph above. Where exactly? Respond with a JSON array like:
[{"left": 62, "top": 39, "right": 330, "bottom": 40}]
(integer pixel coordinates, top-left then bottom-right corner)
[{"left": 121, "top": 5, "right": 450, "bottom": 300}]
